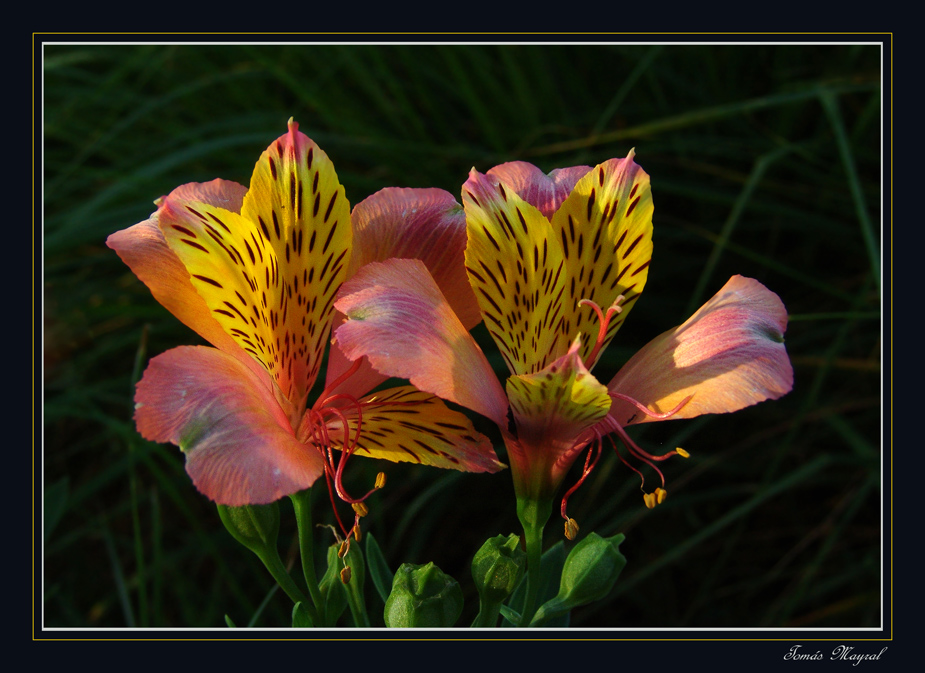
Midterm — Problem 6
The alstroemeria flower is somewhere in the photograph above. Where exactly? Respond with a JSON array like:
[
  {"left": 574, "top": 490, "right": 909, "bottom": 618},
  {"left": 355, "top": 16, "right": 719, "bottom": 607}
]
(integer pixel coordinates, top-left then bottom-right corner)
[
  {"left": 106, "top": 120, "right": 502, "bottom": 528},
  {"left": 333, "top": 152, "right": 793, "bottom": 533}
]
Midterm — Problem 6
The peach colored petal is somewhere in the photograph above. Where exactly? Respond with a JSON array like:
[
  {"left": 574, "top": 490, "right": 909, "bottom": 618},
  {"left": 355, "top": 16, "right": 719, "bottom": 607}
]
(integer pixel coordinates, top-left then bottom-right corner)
[
  {"left": 605, "top": 275, "right": 794, "bottom": 427},
  {"left": 135, "top": 346, "right": 323, "bottom": 505},
  {"left": 334, "top": 258, "right": 509, "bottom": 428}
]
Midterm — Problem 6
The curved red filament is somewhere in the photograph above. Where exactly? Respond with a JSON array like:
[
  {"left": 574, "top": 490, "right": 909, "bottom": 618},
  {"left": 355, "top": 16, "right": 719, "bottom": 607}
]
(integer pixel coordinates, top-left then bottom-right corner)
[{"left": 560, "top": 431, "right": 603, "bottom": 522}]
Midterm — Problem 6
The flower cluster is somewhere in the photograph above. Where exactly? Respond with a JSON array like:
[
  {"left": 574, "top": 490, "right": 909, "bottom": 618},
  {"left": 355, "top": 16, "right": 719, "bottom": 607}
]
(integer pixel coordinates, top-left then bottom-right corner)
[{"left": 109, "top": 119, "right": 793, "bottom": 547}]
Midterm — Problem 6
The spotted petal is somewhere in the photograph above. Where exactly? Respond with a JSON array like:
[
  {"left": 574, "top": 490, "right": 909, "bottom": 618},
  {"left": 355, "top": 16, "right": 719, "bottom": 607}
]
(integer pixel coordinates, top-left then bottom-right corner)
[
  {"left": 334, "top": 258, "right": 509, "bottom": 428},
  {"left": 106, "top": 180, "right": 270, "bottom": 382},
  {"left": 505, "top": 339, "right": 612, "bottom": 500},
  {"left": 159, "top": 120, "right": 351, "bottom": 412},
  {"left": 135, "top": 346, "right": 324, "bottom": 506},
  {"left": 604, "top": 275, "right": 794, "bottom": 427},
  {"left": 462, "top": 168, "right": 568, "bottom": 376},
  {"left": 546, "top": 151, "right": 653, "bottom": 369},
  {"left": 322, "top": 386, "right": 504, "bottom": 473}
]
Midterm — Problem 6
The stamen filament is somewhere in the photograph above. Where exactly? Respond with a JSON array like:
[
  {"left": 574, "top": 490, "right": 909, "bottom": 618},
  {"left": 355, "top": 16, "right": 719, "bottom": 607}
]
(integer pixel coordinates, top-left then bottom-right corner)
[
  {"left": 312, "top": 354, "right": 363, "bottom": 410},
  {"left": 611, "top": 422, "right": 667, "bottom": 486},
  {"left": 608, "top": 392, "right": 694, "bottom": 420},
  {"left": 579, "top": 296, "right": 624, "bottom": 367},
  {"left": 559, "top": 433, "right": 603, "bottom": 525}
]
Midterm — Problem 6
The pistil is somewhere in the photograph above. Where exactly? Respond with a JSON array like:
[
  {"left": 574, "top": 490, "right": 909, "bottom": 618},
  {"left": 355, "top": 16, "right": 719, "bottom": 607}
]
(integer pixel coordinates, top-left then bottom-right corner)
[{"left": 578, "top": 296, "right": 625, "bottom": 368}]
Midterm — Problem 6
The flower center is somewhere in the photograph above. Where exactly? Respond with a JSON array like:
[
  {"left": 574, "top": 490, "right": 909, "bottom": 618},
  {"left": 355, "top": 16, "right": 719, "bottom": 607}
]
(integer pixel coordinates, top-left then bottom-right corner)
[{"left": 297, "top": 359, "right": 385, "bottom": 543}]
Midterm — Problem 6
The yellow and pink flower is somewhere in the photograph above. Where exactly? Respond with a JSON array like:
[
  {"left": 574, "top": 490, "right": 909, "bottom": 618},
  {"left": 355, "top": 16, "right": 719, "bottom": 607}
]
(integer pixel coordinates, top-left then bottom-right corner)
[
  {"left": 107, "top": 120, "right": 503, "bottom": 529},
  {"left": 334, "top": 152, "right": 794, "bottom": 530}
]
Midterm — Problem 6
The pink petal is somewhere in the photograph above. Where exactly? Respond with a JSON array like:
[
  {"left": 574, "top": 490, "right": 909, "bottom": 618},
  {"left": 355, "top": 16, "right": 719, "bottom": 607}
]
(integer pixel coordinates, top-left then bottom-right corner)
[
  {"left": 135, "top": 346, "right": 324, "bottom": 505},
  {"left": 160, "top": 178, "right": 248, "bottom": 213},
  {"left": 321, "top": 315, "right": 394, "bottom": 401},
  {"left": 324, "top": 187, "right": 481, "bottom": 399},
  {"left": 349, "top": 187, "right": 481, "bottom": 328},
  {"left": 605, "top": 275, "right": 794, "bottom": 426},
  {"left": 333, "top": 258, "right": 509, "bottom": 428},
  {"left": 487, "top": 161, "right": 592, "bottom": 220}
]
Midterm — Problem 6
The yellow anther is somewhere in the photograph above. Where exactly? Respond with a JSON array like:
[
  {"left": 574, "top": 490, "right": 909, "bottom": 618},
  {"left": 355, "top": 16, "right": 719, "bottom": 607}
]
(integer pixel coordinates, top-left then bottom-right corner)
[
  {"left": 655, "top": 487, "right": 668, "bottom": 504},
  {"left": 352, "top": 501, "right": 369, "bottom": 518},
  {"left": 675, "top": 447, "right": 690, "bottom": 458},
  {"left": 340, "top": 566, "right": 352, "bottom": 584},
  {"left": 338, "top": 539, "right": 350, "bottom": 559},
  {"left": 352, "top": 523, "right": 363, "bottom": 542},
  {"left": 564, "top": 518, "right": 580, "bottom": 540},
  {"left": 643, "top": 492, "right": 657, "bottom": 509},
  {"left": 375, "top": 472, "right": 387, "bottom": 489}
]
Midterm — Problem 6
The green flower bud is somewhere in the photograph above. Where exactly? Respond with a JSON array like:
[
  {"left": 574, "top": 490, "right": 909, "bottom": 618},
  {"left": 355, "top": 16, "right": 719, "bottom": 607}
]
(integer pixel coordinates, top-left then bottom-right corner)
[
  {"left": 384, "top": 562, "right": 463, "bottom": 628},
  {"left": 531, "top": 532, "right": 626, "bottom": 626},
  {"left": 216, "top": 502, "right": 280, "bottom": 557},
  {"left": 472, "top": 534, "right": 526, "bottom": 604},
  {"left": 318, "top": 543, "right": 348, "bottom": 624}
]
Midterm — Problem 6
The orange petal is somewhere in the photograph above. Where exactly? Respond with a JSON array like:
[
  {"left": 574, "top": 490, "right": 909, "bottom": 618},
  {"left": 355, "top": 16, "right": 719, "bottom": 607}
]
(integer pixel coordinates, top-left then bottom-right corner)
[
  {"left": 135, "top": 346, "right": 323, "bottom": 505},
  {"left": 605, "top": 275, "right": 794, "bottom": 426}
]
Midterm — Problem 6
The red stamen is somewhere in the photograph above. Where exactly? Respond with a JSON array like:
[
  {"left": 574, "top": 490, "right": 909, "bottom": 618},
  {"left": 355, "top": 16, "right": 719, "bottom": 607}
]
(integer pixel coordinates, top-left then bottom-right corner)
[
  {"left": 312, "top": 357, "right": 363, "bottom": 411},
  {"left": 611, "top": 423, "right": 667, "bottom": 487},
  {"left": 560, "top": 433, "right": 603, "bottom": 521},
  {"left": 609, "top": 391, "right": 694, "bottom": 420},
  {"left": 610, "top": 433, "right": 648, "bottom": 488},
  {"left": 579, "top": 296, "right": 624, "bottom": 367}
]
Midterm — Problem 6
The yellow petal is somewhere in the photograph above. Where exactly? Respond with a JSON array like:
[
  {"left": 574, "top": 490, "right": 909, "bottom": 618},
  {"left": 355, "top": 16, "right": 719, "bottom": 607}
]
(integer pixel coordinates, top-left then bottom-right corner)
[
  {"left": 462, "top": 169, "right": 567, "bottom": 376},
  {"left": 323, "top": 386, "right": 505, "bottom": 473},
  {"left": 548, "top": 151, "right": 654, "bottom": 369}
]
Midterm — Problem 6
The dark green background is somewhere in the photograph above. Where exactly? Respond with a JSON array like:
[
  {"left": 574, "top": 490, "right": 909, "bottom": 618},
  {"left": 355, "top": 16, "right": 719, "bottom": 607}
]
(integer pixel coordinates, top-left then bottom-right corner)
[{"left": 42, "top": 42, "right": 884, "bottom": 629}]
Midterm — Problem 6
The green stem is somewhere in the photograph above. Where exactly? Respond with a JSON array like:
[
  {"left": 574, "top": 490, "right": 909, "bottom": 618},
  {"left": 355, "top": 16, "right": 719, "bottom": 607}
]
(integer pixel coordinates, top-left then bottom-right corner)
[
  {"left": 471, "top": 603, "right": 502, "bottom": 628},
  {"left": 516, "top": 497, "right": 552, "bottom": 627},
  {"left": 253, "top": 548, "right": 308, "bottom": 607},
  {"left": 290, "top": 489, "right": 326, "bottom": 623}
]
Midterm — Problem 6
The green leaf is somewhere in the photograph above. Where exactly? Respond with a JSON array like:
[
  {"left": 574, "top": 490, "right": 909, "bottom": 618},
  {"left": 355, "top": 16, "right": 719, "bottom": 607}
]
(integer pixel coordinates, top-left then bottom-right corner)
[
  {"left": 365, "top": 533, "right": 394, "bottom": 604},
  {"left": 224, "top": 614, "right": 236, "bottom": 628},
  {"left": 291, "top": 601, "right": 315, "bottom": 628},
  {"left": 498, "top": 604, "right": 521, "bottom": 624}
]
